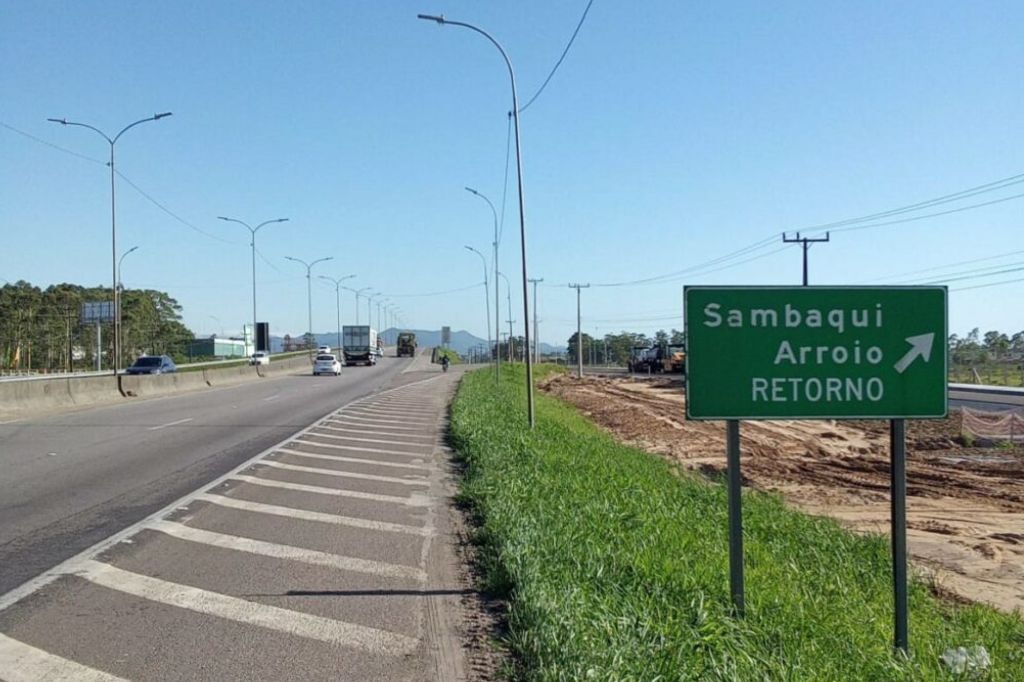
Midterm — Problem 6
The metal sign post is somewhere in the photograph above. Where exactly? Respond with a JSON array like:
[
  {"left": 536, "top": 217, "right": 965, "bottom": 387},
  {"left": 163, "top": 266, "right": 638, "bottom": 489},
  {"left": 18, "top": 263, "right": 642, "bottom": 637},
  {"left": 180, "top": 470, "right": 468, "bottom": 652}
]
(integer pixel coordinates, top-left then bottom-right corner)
[
  {"left": 890, "top": 418, "right": 909, "bottom": 654},
  {"left": 726, "top": 420, "right": 745, "bottom": 617},
  {"left": 685, "top": 286, "right": 947, "bottom": 655}
]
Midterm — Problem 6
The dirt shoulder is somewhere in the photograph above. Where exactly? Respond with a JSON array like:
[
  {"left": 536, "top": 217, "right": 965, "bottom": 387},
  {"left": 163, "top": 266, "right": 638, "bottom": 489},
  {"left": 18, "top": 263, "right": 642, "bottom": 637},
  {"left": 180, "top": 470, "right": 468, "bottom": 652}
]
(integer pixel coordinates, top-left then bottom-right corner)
[{"left": 541, "top": 374, "right": 1024, "bottom": 613}]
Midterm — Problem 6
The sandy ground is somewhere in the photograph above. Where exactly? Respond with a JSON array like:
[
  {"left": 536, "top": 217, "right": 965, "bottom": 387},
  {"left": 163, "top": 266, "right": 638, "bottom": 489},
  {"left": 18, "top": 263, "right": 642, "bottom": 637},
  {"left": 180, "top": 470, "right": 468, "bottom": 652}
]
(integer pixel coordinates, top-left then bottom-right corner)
[{"left": 541, "top": 374, "right": 1024, "bottom": 614}]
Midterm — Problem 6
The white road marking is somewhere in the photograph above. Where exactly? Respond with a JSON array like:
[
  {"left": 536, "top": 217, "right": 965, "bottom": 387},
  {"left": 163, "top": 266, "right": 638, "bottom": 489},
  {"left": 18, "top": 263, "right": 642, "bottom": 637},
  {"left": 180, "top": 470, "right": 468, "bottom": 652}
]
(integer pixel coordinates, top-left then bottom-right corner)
[
  {"left": 280, "top": 446, "right": 431, "bottom": 471},
  {"left": 347, "top": 407, "right": 434, "bottom": 422},
  {"left": 0, "top": 374, "right": 444, "bottom": 614},
  {"left": 0, "top": 419, "right": 22, "bottom": 425},
  {"left": 277, "top": 439, "right": 430, "bottom": 459},
  {"left": 231, "top": 475, "right": 429, "bottom": 506},
  {"left": 195, "top": 493, "right": 430, "bottom": 536},
  {"left": 299, "top": 431, "right": 434, "bottom": 451},
  {"left": 262, "top": 394, "right": 280, "bottom": 402},
  {"left": 313, "top": 424, "right": 435, "bottom": 441},
  {"left": 147, "top": 417, "right": 194, "bottom": 431},
  {"left": 325, "top": 415, "right": 426, "bottom": 431},
  {"left": 77, "top": 560, "right": 419, "bottom": 654},
  {"left": 0, "top": 633, "right": 127, "bottom": 682},
  {"left": 149, "top": 520, "right": 426, "bottom": 580},
  {"left": 260, "top": 460, "right": 427, "bottom": 486},
  {"left": 361, "top": 403, "right": 436, "bottom": 415}
]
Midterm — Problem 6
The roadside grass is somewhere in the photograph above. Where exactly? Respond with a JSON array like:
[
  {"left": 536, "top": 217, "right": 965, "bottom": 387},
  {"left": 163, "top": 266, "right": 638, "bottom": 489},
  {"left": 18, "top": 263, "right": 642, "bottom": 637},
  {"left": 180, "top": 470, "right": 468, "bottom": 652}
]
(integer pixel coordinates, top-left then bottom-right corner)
[{"left": 450, "top": 365, "right": 1024, "bottom": 680}]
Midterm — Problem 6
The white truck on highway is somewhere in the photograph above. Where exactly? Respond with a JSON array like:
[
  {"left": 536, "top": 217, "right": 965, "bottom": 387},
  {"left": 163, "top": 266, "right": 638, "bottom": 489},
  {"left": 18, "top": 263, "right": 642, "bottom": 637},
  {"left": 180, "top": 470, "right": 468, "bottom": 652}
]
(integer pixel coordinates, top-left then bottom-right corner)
[{"left": 342, "top": 326, "right": 378, "bottom": 366}]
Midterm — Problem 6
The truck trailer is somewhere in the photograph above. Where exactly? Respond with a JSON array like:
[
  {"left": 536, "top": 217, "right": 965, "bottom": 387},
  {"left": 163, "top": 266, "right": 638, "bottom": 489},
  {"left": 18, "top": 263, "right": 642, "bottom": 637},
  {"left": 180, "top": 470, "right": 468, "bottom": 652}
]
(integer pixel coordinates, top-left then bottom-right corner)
[
  {"left": 342, "top": 325, "right": 378, "bottom": 366},
  {"left": 396, "top": 332, "right": 417, "bottom": 357}
]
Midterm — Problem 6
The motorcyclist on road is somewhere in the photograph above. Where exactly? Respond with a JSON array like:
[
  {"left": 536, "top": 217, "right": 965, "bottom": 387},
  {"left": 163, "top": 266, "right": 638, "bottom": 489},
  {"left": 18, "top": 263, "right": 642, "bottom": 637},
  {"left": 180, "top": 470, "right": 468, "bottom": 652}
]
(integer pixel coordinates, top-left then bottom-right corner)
[{"left": 441, "top": 355, "right": 450, "bottom": 372}]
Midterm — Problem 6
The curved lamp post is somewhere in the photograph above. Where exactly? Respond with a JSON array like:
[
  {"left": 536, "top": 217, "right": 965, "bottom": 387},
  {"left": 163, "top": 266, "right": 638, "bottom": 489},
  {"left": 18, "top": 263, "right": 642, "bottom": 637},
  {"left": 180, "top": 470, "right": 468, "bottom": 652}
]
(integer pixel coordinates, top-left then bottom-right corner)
[
  {"left": 218, "top": 216, "right": 288, "bottom": 351},
  {"left": 285, "top": 256, "right": 333, "bottom": 349},
  {"left": 117, "top": 245, "right": 139, "bottom": 359},
  {"left": 465, "top": 187, "right": 501, "bottom": 383},
  {"left": 343, "top": 286, "right": 372, "bottom": 324},
  {"left": 320, "top": 274, "right": 356, "bottom": 351},
  {"left": 49, "top": 112, "right": 172, "bottom": 372},
  {"left": 421, "top": 14, "right": 534, "bottom": 427},
  {"left": 464, "top": 245, "right": 493, "bottom": 366}
]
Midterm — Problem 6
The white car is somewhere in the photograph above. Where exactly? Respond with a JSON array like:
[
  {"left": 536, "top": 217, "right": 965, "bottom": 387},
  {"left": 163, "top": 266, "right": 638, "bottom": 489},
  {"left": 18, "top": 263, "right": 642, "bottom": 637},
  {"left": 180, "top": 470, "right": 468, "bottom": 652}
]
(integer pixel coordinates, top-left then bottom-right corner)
[
  {"left": 249, "top": 351, "right": 270, "bottom": 366},
  {"left": 313, "top": 353, "right": 342, "bottom": 376},
  {"left": 317, "top": 345, "right": 333, "bottom": 355}
]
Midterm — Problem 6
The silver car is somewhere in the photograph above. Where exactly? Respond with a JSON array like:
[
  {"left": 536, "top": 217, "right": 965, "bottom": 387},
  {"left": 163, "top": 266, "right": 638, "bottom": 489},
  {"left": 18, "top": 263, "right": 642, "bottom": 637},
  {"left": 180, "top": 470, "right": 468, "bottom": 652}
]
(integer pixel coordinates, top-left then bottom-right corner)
[{"left": 313, "top": 353, "right": 342, "bottom": 376}]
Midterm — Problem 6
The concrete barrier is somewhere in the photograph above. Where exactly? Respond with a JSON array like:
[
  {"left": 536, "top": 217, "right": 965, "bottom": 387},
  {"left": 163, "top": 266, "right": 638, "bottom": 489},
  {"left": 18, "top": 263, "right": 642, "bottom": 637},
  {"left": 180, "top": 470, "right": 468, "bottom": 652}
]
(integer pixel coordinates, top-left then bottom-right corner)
[{"left": 0, "top": 353, "right": 317, "bottom": 416}]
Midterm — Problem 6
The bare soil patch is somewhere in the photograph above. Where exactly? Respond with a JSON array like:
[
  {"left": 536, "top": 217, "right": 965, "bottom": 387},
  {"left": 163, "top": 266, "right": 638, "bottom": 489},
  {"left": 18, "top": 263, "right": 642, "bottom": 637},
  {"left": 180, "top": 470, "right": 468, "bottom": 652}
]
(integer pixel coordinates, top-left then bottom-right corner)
[{"left": 541, "top": 374, "right": 1024, "bottom": 613}]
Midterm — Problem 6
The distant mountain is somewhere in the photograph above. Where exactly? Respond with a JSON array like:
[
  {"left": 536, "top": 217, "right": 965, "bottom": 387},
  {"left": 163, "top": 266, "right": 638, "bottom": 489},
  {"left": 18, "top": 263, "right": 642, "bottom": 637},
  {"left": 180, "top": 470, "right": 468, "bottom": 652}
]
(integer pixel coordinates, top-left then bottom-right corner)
[{"left": 269, "top": 329, "right": 565, "bottom": 355}]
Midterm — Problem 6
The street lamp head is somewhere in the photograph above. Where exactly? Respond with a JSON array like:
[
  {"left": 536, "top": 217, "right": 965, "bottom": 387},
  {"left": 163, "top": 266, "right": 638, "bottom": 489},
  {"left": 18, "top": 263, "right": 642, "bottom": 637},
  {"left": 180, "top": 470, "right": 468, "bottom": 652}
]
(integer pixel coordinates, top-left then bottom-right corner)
[
  {"left": 154, "top": 112, "right": 173, "bottom": 120},
  {"left": 275, "top": 218, "right": 289, "bottom": 223},
  {"left": 417, "top": 13, "right": 445, "bottom": 24},
  {"left": 47, "top": 117, "right": 68, "bottom": 125},
  {"left": 464, "top": 186, "right": 479, "bottom": 196}
]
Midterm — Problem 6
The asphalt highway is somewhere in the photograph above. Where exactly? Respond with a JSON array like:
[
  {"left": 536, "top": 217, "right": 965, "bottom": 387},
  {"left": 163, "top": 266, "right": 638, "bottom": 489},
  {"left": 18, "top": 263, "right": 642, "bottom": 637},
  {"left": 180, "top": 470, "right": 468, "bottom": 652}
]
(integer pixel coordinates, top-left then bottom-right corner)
[{"left": 0, "top": 355, "right": 415, "bottom": 596}]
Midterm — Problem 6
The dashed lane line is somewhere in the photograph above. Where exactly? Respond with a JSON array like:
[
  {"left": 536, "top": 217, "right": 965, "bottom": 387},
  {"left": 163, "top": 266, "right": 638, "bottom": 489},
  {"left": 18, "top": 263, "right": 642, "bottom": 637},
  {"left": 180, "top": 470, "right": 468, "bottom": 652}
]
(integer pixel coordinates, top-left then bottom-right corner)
[
  {"left": 259, "top": 460, "right": 428, "bottom": 486},
  {"left": 230, "top": 475, "right": 430, "bottom": 506},
  {"left": 279, "top": 446, "right": 431, "bottom": 471},
  {"left": 148, "top": 520, "right": 427, "bottom": 581},
  {"left": 0, "top": 633, "right": 127, "bottom": 682},
  {"left": 147, "top": 417, "right": 194, "bottom": 431},
  {"left": 77, "top": 560, "right": 419, "bottom": 654},
  {"left": 194, "top": 494, "right": 431, "bottom": 536}
]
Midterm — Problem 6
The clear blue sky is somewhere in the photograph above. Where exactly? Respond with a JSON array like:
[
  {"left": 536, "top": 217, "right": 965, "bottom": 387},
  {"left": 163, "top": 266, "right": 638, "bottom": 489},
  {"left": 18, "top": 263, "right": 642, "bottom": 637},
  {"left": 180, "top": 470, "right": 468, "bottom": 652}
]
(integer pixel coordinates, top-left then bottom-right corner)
[{"left": 3, "top": 1, "right": 1022, "bottom": 346}]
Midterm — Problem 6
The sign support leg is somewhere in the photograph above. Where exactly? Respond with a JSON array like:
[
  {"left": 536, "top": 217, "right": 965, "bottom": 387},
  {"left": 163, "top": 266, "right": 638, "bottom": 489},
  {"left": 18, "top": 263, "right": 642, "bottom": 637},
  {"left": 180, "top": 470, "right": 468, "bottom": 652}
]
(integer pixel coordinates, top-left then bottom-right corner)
[
  {"left": 890, "top": 418, "right": 909, "bottom": 654},
  {"left": 96, "top": 322, "right": 102, "bottom": 372},
  {"left": 726, "top": 419, "right": 745, "bottom": 617}
]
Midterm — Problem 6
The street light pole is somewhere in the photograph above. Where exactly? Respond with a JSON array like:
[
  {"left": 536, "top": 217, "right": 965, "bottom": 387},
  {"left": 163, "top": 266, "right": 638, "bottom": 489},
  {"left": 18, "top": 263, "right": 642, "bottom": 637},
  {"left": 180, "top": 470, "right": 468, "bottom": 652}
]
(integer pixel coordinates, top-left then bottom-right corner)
[
  {"left": 528, "top": 277, "right": 543, "bottom": 364},
  {"left": 285, "top": 255, "right": 333, "bottom": 350},
  {"left": 465, "top": 187, "right": 500, "bottom": 384},
  {"left": 116, "top": 245, "right": 139, "bottom": 359},
  {"left": 498, "top": 271, "right": 514, "bottom": 361},
  {"left": 344, "top": 286, "right": 371, "bottom": 325},
  {"left": 464, "top": 245, "right": 493, "bottom": 369},
  {"left": 49, "top": 111, "right": 172, "bottom": 373},
  {"left": 218, "top": 216, "right": 289, "bottom": 352},
  {"left": 320, "top": 274, "right": 355, "bottom": 352},
  {"left": 423, "top": 14, "right": 534, "bottom": 425}
]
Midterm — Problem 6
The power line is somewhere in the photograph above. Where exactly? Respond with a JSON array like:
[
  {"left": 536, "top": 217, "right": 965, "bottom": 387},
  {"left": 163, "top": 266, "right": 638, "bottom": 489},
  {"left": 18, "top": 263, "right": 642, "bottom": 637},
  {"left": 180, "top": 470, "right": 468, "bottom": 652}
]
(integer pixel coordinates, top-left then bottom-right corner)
[
  {"left": 952, "top": 276, "right": 1024, "bottom": 292},
  {"left": 1, "top": 121, "right": 105, "bottom": 165},
  {"left": 518, "top": 0, "right": 595, "bottom": 114},
  {"left": 894, "top": 260, "right": 1024, "bottom": 285},
  {"left": 114, "top": 171, "right": 239, "bottom": 245},
  {"left": 860, "top": 248, "right": 1024, "bottom": 283},
  {"left": 3, "top": 120, "right": 240, "bottom": 247},
  {"left": 825, "top": 191, "right": 1024, "bottom": 236},
  {"left": 798, "top": 170, "right": 1024, "bottom": 236}
]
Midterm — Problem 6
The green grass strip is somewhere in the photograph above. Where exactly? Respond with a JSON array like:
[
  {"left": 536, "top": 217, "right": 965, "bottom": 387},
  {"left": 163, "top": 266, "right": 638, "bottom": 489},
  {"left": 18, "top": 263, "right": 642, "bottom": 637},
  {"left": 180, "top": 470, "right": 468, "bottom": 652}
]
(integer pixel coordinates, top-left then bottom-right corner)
[{"left": 450, "top": 365, "right": 1024, "bottom": 680}]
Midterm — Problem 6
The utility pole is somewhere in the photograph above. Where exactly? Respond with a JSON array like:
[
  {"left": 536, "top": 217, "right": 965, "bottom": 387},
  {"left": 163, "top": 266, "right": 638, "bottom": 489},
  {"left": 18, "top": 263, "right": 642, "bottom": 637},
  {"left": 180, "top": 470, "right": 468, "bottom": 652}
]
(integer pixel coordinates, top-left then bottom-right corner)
[
  {"left": 782, "top": 232, "right": 830, "bottom": 286},
  {"left": 528, "top": 277, "right": 543, "bottom": 364},
  {"left": 569, "top": 283, "right": 589, "bottom": 379}
]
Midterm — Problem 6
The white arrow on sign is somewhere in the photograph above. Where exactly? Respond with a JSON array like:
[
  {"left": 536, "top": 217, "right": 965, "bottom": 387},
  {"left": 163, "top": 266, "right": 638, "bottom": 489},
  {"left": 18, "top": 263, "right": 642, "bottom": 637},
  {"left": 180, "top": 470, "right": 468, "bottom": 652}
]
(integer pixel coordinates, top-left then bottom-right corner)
[{"left": 893, "top": 333, "right": 935, "bottom": 374}]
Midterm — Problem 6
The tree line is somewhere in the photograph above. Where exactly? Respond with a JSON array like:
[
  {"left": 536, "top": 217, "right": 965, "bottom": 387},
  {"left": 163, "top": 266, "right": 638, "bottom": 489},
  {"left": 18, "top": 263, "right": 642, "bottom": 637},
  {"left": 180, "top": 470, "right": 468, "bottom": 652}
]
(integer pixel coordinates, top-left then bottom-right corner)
[{"left": 0, "top": 281, "right": 193, "bottom": 372}]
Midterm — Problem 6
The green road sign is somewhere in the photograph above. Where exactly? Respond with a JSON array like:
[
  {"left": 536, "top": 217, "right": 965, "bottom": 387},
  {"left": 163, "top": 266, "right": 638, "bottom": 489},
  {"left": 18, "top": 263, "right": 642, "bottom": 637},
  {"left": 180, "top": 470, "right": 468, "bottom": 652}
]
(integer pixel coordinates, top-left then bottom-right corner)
[{"left": 685, "top": 286, "right": 948, "bottom": 420}]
